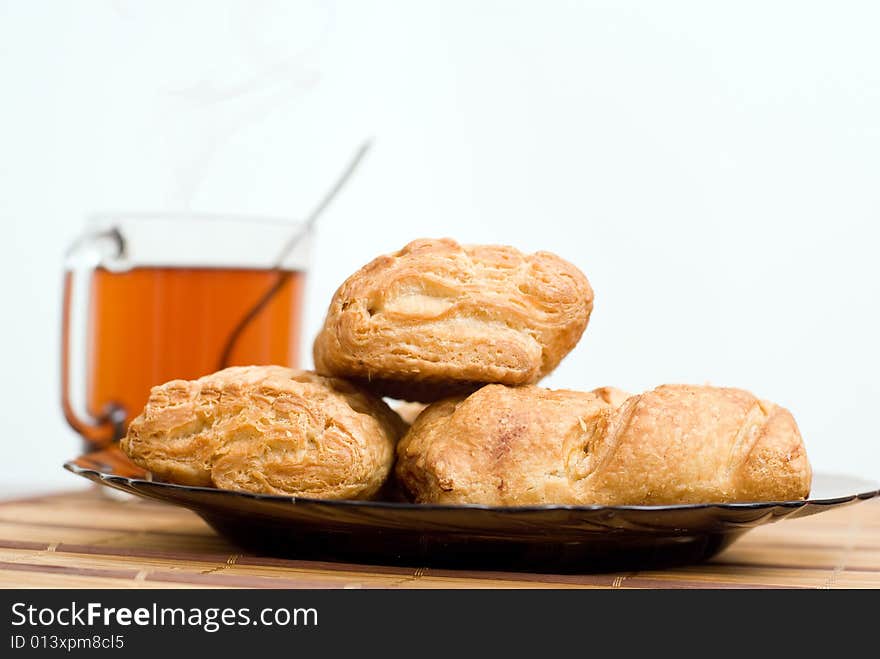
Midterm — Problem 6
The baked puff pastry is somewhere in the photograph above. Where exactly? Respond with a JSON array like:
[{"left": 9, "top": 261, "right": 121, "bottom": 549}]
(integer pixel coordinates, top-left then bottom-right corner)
[
  {"left": 313, "top": 238, "right": 593, "bottom": 402},
  {"left": 121, "top": 366, "right": 405, "bottom": 499},
  {"left": 396, "top": 384, "right": 811, "bottom": 505}
]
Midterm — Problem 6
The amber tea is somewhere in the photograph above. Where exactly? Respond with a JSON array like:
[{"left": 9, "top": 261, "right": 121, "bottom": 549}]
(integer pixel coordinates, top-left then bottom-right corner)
[{"left": 62, "top": 265, "right": 305, "bottom": 446}]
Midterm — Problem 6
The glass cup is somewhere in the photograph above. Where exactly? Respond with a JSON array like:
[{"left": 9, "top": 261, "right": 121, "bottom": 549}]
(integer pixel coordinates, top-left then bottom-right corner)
[{"left": 61, "top": 213, "right": 310, "bottom": 450}]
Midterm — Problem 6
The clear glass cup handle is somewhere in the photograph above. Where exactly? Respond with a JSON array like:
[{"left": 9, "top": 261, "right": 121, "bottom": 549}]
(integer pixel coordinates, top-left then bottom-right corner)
[{"left": 61, "top": 228, "right": 128, "bottom": 449}]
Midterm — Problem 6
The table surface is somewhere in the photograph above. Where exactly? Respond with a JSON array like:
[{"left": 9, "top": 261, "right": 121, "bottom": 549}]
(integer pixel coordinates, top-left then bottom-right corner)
[{"left": 0, "top": 489, "right": 878, "bottom": 588}]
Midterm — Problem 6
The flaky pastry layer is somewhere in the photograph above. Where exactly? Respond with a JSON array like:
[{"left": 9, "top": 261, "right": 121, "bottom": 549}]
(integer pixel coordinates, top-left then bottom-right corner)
[
  {"left": 121, "top": 366, "right": 405, "bottom": 499},
  {"left": 396, "top": 383, "right": 811, "bottom": 505},
  {"left": 313, "top": 238, "right": 593, "bottom": 402}
]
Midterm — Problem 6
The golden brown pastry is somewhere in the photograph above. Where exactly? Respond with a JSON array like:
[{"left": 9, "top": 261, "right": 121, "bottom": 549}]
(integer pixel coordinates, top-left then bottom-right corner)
[
  {"left": 591, "top": 386, "right": 631, "bottom": 408},
  {"left": 121, "top": 366, "right": 406, "bottom": 499},
  {"left": 396, "top": 384, "right": 811, "bottom": 505},
  {"left": 313, "top": 238, "right": 593, "bottom": 402}
]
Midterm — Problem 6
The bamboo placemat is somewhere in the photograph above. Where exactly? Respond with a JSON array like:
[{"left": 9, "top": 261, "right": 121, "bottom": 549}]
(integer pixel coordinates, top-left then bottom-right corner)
[{"left": 0, "top": 489, "right": 877, "bottom": 588}]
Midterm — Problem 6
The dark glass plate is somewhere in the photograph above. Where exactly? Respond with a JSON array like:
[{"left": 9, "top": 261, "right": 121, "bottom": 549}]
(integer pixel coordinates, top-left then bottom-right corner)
[{"left": 65, "top": 447, "right": 879, "bottom": 573}]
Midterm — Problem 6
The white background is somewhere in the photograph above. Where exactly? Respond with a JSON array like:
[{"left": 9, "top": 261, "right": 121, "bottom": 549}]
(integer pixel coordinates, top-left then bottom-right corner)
[{"left": 1, "top": 0, "right": 879, "bottom": 492}]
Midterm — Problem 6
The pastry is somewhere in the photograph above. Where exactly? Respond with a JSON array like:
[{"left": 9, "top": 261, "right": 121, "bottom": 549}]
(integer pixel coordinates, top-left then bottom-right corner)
[
  {"left": 591, "top": 386, "right": 631, "bottom": 408},
  {"left": 396, "top": 383, "right": 811, "bottom": 505},
  {"left": 313, "top": 238, "right": 593, "bottom": 402},
  {"left": 121, "top": 366, "right": 405, "bottom": 499}
]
